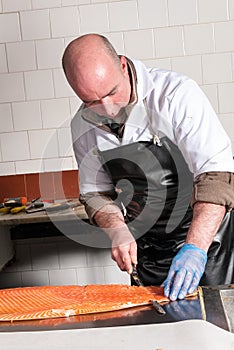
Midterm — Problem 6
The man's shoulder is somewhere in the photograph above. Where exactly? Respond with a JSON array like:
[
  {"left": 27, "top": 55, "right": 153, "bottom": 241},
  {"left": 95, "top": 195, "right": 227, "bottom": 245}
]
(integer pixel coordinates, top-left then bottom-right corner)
[
  {"left": 131, "top": 57, "right": 189, "bottom": 80},
  {"left": 71, "top": 105, "right": 96, "bottom": 140},
  {"left": 130, "top": 57, "right": 195, "bottom": 99}
]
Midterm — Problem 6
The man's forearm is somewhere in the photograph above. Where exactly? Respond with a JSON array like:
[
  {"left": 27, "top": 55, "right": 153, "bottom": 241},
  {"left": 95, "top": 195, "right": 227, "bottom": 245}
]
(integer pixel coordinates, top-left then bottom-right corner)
[
  {"left": 94, "top": 204, "right": 134, "bottom": 246},
  {"left": 186, "top": 202, "right": 226, "bottom": 252}
]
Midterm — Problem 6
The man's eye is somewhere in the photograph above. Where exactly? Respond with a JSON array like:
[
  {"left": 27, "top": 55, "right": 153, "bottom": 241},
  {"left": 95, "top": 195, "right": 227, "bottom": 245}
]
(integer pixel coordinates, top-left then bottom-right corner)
[
  {"left": 109, "top": 90, "right": 117, "bottom": 96},
  {"left": 85, "top": 101, "right": 95, "bottom": 107}
]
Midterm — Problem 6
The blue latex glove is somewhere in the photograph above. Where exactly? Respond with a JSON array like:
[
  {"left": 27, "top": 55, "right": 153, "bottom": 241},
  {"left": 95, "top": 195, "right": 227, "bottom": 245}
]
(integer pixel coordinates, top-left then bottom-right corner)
[{"left": 164, "top": 244, "right": 207, "bottom": 301}]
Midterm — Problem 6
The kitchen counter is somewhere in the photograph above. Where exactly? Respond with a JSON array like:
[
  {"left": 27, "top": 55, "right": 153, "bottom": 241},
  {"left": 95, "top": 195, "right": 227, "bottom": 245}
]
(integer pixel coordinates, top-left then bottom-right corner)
[{"left": 0, "top": 201, "right": 88, "bottom": 226}]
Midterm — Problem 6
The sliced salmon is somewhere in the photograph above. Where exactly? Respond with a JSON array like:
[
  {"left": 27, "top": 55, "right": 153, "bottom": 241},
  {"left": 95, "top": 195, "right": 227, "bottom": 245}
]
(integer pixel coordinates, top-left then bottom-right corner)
[{"left": 0, "top": 284, "right": 195, "bottom": 322}]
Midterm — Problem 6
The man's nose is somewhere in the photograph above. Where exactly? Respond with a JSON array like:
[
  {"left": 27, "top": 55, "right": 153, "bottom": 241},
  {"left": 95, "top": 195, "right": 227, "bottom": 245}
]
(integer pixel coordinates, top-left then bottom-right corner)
[{"left": 99, "top": 98, "right": 113, "bottom": 114}]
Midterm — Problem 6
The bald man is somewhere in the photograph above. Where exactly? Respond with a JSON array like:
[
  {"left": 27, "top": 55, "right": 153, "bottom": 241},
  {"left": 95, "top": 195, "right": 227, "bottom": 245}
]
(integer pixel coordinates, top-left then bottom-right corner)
[{"left": 62, "top": 34, "right": 234, "bottom": 301}]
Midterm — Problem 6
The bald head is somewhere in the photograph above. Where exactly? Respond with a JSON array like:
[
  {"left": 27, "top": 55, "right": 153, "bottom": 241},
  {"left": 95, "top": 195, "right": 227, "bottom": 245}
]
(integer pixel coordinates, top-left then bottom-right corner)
[
  {"left": 63, "top": 34, "right": 119, "bottom": 71},
  {"left": 62, "top": 34, "right": 121, "bottom": 88},
  {"left": 62, "top": 34, "right": 131, "bottom": 119}
]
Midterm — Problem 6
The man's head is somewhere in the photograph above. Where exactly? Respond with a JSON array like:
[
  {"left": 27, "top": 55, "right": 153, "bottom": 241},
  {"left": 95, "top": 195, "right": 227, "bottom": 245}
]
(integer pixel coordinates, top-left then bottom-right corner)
[{"left": 62, "top": 34, "right": 131, "bottom": 119}]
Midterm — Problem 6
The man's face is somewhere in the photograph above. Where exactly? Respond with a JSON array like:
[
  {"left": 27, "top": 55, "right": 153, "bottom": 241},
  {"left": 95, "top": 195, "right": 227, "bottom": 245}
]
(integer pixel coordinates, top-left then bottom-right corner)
[{"left": 71, "top": 56, "right": 131, "bottom": 120}]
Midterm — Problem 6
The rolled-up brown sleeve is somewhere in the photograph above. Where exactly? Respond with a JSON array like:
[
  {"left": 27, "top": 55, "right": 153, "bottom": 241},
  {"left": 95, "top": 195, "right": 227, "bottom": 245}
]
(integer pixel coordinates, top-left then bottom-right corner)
[
  {"left": 79, "top": 191, "right": 119, "bottom": 223},
  {"left": 191, "top": 172, "right": 234, "bottom": 211}
]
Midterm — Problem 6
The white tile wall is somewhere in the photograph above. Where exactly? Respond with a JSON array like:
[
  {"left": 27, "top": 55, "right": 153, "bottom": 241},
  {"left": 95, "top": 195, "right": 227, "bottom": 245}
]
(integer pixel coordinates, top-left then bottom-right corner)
[
  {"left": 201, "top": 84, "right": 219, "bottom": 113},
  {"left": 32, "top": 0, "right": 61, "bottom": 10},
  {"left": 0, "top": 0, "right": 234, "bottom": 288},
  {"left": 143, "top": 58, "right": 171, "bottom": 71},
  {"left": 31, "top": 243, "right": 60, "bottom": 270},
  {"left": 168, "top": 0, "right": 198, "bottom": 26},
  {"left": 12, "top": 101, "right": 42, "bottom": 131},
  {"left": 0, "top": 44, "right": 7, "bottom": 73},
  {"left": 105, "top": 34, "right": 123, "bottom": 54},
  {"left": 0, "top": 73, "right": 25, "bottom": 103},
  {"left": 197, "top": 0, "right": 229, "bottom": 23},
  {"left": 15, "top": 159, "right": 44, "bottom": 174},
  {"left": 0, "top": 162, "right": 15, "bottom": 175},
  {"left": 21, "top": 270, "right": 50, "bottom": 287},
  {"left": 79, "top": 4, "right": 109, "bottom": 34},
  {"left": 24, "top": 70, "right": 54, "bottom": 100},
  {"left": 58, "top": 241, "right": 87, "bottom": 268},
  {"left": 50, "top": 7, "right": 80, "bottom": 38},
  {"left": 62, "top": 0, "right": 90, "bottom": 5},
  {"left": 184, "top": 23, "right": 215, "bottom": 55},
  {"left": 29, "top": 129, "right": 59, "bottom": 159},
  {"left": 108, "top": 1, "right": 138, "bottom": 31},
  {"left": 41, "top": 98, "right": 71, "bottom": 128},
  {"left": 77, "top": 266, "right": 106, "bottom": 285},
  {"left": 2, "top": 0, "right": 32, "bottom": 12},
  {"left": 49, "top": 269, "right": 77, "bottom": 285},
  {"left": 36, "top": 38, "right": 64, "bottom": 69},
  {"left": 171, "top": 55, "right": 202, "bottom": 84},
  {"left": 0, "top": 236, "right": 130, "bottom": 288},
  {"left": 202, "top": 53, "right": 232, "bottom": 84},
  {"left": 138, "top": 0, "right": 168, "bottom": 29},
  {"left": 20, "top": 10, "right": 51, "bottom": 40},
  {"left": 1, "top": 131, "right": 30, "bottom": 161},
  {"left": 43, "top": 156, "right": 73, "bottom": 172},
  {"left": 70, "top": 96, "right": 82, "bottom": 118},
  {"left": 124, "top": 29, "right": 154, "bottom": 60},
  {"left": 214, "top": 21, "right": 234, "bottom": 52},
  {"left": 57, "top": 127, "right": 73, "bottom": 157},
  {"left": 0, "top": 13, "right": 21, "bottom": 43},
  {"left": 7, "top": 41, "right": 37, "bottom": 73},
  {"left": 218, "top": 82, "right": 234, "bottom": 113},
  {"left": 230, "top": 0, "right": 234, "bottom": 19},
  {"left": 53, "top": 68, "right": 75, "bottom": 98},
  {"left": 0, "top": 0, "right": 233, "bottom": 175},
  {"left": 0, "top": 104, "right": 14, "bottom": 132},
  {"left": 219, "top": 114, "right": 234, "bottom": 142},
  {"left": 154, "top": 27, "right": 184, "bottom": 58}
]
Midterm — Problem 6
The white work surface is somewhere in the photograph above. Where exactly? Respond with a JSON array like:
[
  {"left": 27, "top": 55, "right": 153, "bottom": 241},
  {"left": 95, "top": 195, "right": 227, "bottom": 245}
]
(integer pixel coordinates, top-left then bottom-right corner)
[{"left": 0, "top": 320, "right": 233, "bottom": 350}]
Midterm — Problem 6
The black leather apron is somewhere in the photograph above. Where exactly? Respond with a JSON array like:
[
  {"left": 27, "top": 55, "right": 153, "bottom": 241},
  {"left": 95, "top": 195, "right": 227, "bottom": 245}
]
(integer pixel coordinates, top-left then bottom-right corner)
[{"left": 98, "top": 137, "right": 234, "bottom": 286}]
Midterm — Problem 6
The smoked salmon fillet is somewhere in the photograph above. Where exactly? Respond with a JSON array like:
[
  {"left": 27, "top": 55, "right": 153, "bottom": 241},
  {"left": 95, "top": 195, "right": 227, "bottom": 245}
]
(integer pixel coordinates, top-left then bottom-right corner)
[{"left": 0, "top": 284, "right": 196, "bottom": 322}]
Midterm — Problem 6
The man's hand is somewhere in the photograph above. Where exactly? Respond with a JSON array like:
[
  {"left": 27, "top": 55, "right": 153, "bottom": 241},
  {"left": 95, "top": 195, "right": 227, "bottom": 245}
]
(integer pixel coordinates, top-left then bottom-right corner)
[
  {"left": 163, "top": 244, "right": 207, "bottom": 301},
  {"left": 111, "top": 240, "right": 137, "bottom": 274},
  {"left": 93, "top": 203, "right": 137, "bottom": 274},
  {"left": 164, "top": 202, "right": 225, "bottom": 301}
]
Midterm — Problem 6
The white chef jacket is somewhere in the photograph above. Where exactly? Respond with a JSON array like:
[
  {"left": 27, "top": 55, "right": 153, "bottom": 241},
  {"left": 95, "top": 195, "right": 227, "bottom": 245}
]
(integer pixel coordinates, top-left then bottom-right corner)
[{"left": 71, "top": 57, "right": 234, "bottom": 196}]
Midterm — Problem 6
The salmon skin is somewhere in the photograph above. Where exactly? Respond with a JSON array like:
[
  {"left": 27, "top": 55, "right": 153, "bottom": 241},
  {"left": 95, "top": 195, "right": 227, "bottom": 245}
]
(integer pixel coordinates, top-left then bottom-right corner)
[{"left": 0, "top": 284, "right": 195, "bottom": 322}]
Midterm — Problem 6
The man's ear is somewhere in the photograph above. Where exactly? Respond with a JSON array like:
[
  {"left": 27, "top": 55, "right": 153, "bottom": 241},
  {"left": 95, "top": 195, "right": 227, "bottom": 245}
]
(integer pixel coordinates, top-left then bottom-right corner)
[{"left": 119, "top": 55, "right": 128, "bottom": 74}]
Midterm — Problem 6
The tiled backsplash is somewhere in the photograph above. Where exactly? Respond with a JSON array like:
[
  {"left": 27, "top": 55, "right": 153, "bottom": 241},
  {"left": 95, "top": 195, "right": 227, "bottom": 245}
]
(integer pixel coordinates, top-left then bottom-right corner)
[{"left": 0, "top": 169, "right": 79, "bottom": 202}]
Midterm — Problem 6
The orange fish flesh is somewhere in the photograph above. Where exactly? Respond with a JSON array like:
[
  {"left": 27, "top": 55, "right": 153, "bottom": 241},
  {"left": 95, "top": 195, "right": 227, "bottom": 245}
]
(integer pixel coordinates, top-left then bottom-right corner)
[{"left": 0, "top": 284, "right": 195, "bottom": 322}]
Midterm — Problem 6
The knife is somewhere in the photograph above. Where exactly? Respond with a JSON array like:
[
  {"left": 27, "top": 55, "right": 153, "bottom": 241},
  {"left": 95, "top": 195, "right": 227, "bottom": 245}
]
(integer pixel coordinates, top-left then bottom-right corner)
[{"left": 131, "top": 265, "right": 166, "bottom": 315}]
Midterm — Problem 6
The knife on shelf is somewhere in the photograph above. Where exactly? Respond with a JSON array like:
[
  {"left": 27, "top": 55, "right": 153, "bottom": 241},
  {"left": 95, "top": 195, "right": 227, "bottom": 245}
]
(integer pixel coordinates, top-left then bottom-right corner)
[{"left": 131, "top": 265, "right": 166, "bottom": 315}]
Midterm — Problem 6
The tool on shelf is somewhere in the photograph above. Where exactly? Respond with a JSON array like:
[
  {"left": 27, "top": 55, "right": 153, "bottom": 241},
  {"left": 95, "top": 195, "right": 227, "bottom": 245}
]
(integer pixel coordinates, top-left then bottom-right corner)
[
  {"left": 25, "top": 198, "right": 72, "bottom": 214},
  {"left": 0, "top": 197, "right": 27, "bottom": 214}
]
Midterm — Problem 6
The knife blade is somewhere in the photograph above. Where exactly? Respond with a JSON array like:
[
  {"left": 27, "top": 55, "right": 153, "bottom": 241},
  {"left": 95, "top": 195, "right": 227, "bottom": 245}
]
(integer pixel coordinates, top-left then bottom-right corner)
[
  {"left": 131, "top": 265, "right": 144, "bottom": 286},
  {"left": 131, "top": 265, "right": 166, "bottom": 315}
]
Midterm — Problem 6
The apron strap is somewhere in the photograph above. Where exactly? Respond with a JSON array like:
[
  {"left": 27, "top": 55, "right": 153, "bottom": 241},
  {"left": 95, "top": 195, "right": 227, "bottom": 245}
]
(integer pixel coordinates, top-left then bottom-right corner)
[{"left": 143, "top": 98, "right": 162, "bottom": 146}]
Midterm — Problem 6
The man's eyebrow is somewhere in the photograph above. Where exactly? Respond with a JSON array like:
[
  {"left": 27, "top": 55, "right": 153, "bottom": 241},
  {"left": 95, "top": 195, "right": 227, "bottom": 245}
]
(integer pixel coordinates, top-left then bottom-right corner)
[
  {"left": 84, "top": 85, "right": 118, "bottom": 104},
  {"left": 105, "top": 85, "right": 118, "bottom": 97}
]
